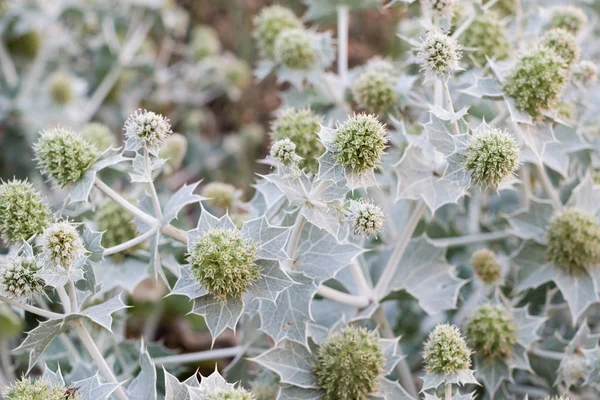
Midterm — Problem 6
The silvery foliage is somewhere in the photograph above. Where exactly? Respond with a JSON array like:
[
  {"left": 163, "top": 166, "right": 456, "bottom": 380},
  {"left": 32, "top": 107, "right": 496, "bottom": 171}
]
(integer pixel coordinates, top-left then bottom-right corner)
[{"left": 1, "top": 0, "right": 600, "bottom": 399}]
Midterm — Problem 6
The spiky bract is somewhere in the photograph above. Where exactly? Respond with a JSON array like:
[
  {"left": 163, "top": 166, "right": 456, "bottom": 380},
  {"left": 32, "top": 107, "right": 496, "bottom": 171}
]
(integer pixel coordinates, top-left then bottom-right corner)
[
  {"left": 423, "top": 324, "right": 472, "bottom": 375},
  {"left": 314, "top": 326, "right": 384, "bottom": 400},
  {"left": 464, "top": 128, "right": 519, "bottom": 187},
  {"left": 465, "top": 304, "right": 517, "bottom": 359},
  {"left": 253, "top": 5, "right": 303, "bottom": 60},
  {"left": 416, "top": 30, "right": 462, "bottom": 79},
  {"left": 0, "top": 255, "right": 44, "bottom": 299},
  {"left": 471, "top": 248, "right": 501, "bottom": 284},
  {"left": 124, "top": 109, "right": 172, "bottom": 153},
  {"left": 41, "top": 221, "right": 85, "bottom": 268}
]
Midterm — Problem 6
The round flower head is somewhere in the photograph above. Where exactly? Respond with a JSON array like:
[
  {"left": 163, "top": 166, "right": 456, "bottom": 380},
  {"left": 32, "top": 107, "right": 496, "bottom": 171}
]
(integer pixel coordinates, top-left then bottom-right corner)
[
  {"left": 41, "top": 221, "right": 85, "bottom": 268},
  {"left": 270, "top": 108, "right": 324, "bottom": 173},
  {"left": 545, "top": 208, "right": 600, "bottom": 276},
  {"left": 189, "top": 25, "right": 221, "bottom": 61},
  {"left": 0, "top": 179, "right": 52, "bottom": 244},
  {"left": 224, "top": 56, "right": 251, "bottom": 91},
  {"left": 352, "top": 69, "right": 397, "bottom": 115},
  {"left": 540, "top": 28, "right": 580, "bottom": 68},
  {"left": 464, "top": 128, "right": 519, "bottom": 188},
  {"left": 0, "top": 255, "right": 44, "bottom": 299},
  {"left": 274, "top": 28, "right": 317, "bottom": 70},
  {"left": 573, "top": 60, "right": 598, "bottom": 85},
  {"left": 314, "top": 326, "right": 384, "bottom": 400},
  {"left": 202, "top": 182, "right": 238, "bottom": 210},
  {"left": 365, "top": 57, "right": 395, "bottom": 75},
  {"left": 49, "top": 72, "right": 74, "bottom": 105},
  {"left": 80, "top": 122, "right": 115, "bottom": 152},
  {"left": 503, "top": 47, "right": 568, "bottom": 118},
  {"left": 2, "top": 377, "right": 79, "bottom": 400},
  {"left": 423, "top": 323, "right": 472, "bottom": 375},
  {"left": 204, "top": 388, "right": 255, "bottom": 400},
  {"left": 548, "top": 6, "right": 587, "bottom": 35},
  {"left": 471, "top": 248, "right": 501, "bottom": 284},
  {"left": 188, "top": 228, "right": 259, "bottom": 299},
  {"left": 270, "top": 138, "right": 301, "bottom": 167},
  {"left": 465, "top": 304, "right": 517, "bottom": 359},
  {"left": 333, "top": 114, "right": 388, "bottom": 175},
  {"left": 416, "top": 29, "right": 463, "bottom": 80},
  {"left": 254, "top": 5, "right": 303, "bottom": 60},
  {"left": 461, "top": 13, "right": 511, "bottom": 65},
  {"left": 34, "top": 127, "right": 99, "bottom": 187},
  {"left": 558, "top": 353, "right": 588, "bottom": 388},
  {"left": 96, "top": 199, "right": 142, "bottom": 259},
  {"left": 124, "top": 109, "right": 172, "bottom": 154},
  {"left": 422, "top": 0, "right": 455, "bottom": 19},
  {"left": 347, "top": 199, "right": 384, "bottom": 237},
  {"left": 160, "top": 133, "right": 188, "bottom": 175}
]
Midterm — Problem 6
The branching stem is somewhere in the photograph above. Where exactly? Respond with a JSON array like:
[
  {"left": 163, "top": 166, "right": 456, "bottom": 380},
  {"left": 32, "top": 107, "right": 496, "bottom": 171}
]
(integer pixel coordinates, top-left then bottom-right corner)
[
  {"left": 0, "top": 296, "right": 63, "bottom": 320},
  {"left": 103, "top": 228, "right": 157, "bottom": 256}
]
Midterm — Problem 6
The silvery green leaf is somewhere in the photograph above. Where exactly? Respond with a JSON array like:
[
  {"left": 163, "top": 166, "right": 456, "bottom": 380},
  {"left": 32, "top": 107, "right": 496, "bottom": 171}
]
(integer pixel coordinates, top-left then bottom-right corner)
[
  {"left": 421, "top": 372, "right": 445, "bottom": 391},
  {"left": 254, "top": 60, "right": 274, "bottom": 81},
  {"left": 566, "top": 321, "right": 600, "bottom": 354},
  {"left": 506, "top": 97, "right": 533, "bottom": 125},
  {"left": 42, "top": 364, "right": 65, "bottom": 387},
  {"left": 379, "top": 338, "right": 402, "bottom": 374},
  {"left": 241, "top": 216, "right": 291, "bottom": 261},
  {"left": 554, "top": 270, "right": 599, "bottom": 324},
  {"left": 459, "top": 76, "right": 504, "bottom": 99},
  {"left": 92, "top": 258, "right": 149, "bottom": 294},
  {"left": 583, "top": 346, "right": 600, "bottom": 391},
  {"left": 388, "top": 237, "right": 465, "bottom": 314},
  {"left": 295, "top": 222, "right": 363, "bottom": 285},
  {"left": 506, "top": 198, "right": 554, "bottom": 243},
  {"left": 512, "top": 242, "right": 555, "bottom": 292},
  {"left": 194, "top": 209, "right": 236, "bottom": 238},
  {"left": 171, "top": 265, "right": 206, "bottom": 299},
  {"left": 68, "top": 154, "right": 130, "bottom": 204},
  {"left": 474, "top": 356, "right": 509, "bottom": 397},
  {"left": 518, "top": 123, "right": 556, "bottom": 164},
  {"left": 300, "top": 203, "right": 341, "bottom": 237},
  {"left": 72, "top": 373, "right": 124, "bottom": 400},
  {"left": 429, "top": 105, "right": 469, "bottom": 124},
  {"left": 148, "top": 229, "right": 168, "bottom": 285},
  {"left": 317, "top": 150, "right": 346, "bottom": 185},
  {"left": 369, "top": 377, "right": 415, "bottom": 400},
  {"left": 249, "top": 259, "right": 294, "bottom": 302},
  {"left": 127, "top": 343, "right": 157, "bottom": 400},
  {"left": 81, "top": 294, "right": 128, "bottom": 333},
  {"left": 192, "top": 294, "right": 244, "bottom": 341},
  {"left": 164, "top": 368, "right": 191, "bottom": 400},
  {"left": 251, "top": 340, "right": 318, "bottom": 389},
  {"left": 198, "top": 368, "right": 232, "bottom": 391},
  {"left": 569, "top": 174, "right": 600, "bottom": 216},
  {"left": 539, "top": 125, "right": 590, "bottom": 177},
  {"left": 81, "top": 227, "right": 104, "bottom": 263},
  {"left": 262, "top": 173, "right": 308, "bottom": 205},
  {"left": 278, "top": 385, "right": 323, "bottom": 399},
  {"left": 259, "top": 272, "right": 316, "bottom": 345},
  {"left": 514, "top": 307, "right": 545, "bottom": 348},
  {"left": 15, "top": 317, "right": 68, "bottom": 373},
  {"left": 163, "top": 182, "right": 204, "bottom": 223},
  {"left": 76, "top": 261, "right": 98, "bottom": 294}
]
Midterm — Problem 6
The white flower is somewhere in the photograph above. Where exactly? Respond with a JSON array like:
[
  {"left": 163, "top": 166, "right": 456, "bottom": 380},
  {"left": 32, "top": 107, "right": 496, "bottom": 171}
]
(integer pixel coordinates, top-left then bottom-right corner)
[
  {"left": 416, "top": 29, "right": 462, "bottom": 80},
  {"left": 40, "top": 220, "right": 85, "bottom": 268},
  {"left": 124, "top": 109, "right": 172, "bottom": 154},
  {"left": 347, "top": 199, "right": 384, "bottom": 237},
  {"left": 270, "top": 138, "right": 302, "bottom": 167}
]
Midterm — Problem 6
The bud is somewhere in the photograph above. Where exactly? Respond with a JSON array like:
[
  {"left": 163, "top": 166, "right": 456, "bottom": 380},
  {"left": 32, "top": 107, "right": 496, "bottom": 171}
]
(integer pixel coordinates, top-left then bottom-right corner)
[
  {"left": 188, "top": 229, "right": 259, "bottom": 299},
  {"left": 160, "top": 133, "right": 187, "bottom": 175},
  {"left": 314, "top": 326, "right": 384, "bottom": 400},
  {"left": 422, "top": 0, "right": 455, "bottom": 19},
  {"left": 352, "top": 69, "right": 397, "bottom": 115},
  {"left": 49, "top": 72, "right": 74, "bottom": 105},
  {"left": 201, "top": 182, "right": 238, "bottom": 210},
  {"left": 34, "top": 127, "right": 99, "bottom": 187},
  {"left": 573, "top": 60, "right": 598, "bottom": 85},
  {"left": 271, "top": 108, "right": 324, "bottom": 173},
  {"left": 471, "top": 248, "right": 501, "bottom": 284},
  {"left": 0, "top": 179, "right": 52, "bottom": 244},
  {"left": 464, "top": 128, "right": 519, "bottom": 188},
  {"left": 96, "top": 200, "right": 142, "bottom": 258},
  {"left": 558, "top": 353, "right": 588, "bottom": 388},
  {"left": 204, "top": 388, "right": 255, "bottom": 400},
  {"left": 2, "top": 377, "right": 79, "bottom": 400},
  {"left": 465, "top": 304, "right": 517, "bottom": 359},
  {"left": 274, "top": 29, "right": 317, "bottom": 70},
  {"left": 546, "top": 208, "right": 600, "bottom": 276},
  {"left": 80, "top": 122, "right": 116, "bottom": 152},
  {"left": 416, "top": 29, "right": 462, "bottom": 80},
  {"left": 540, "top": 28, "right": 580, "bottom": 68},
  {"left": 548, "top": 6, "right": 587, "bottom": 35},
  {"left": 333, "top": 114, "right": 388, "bottom": 175},
  {"left": 270, "top": 138, "right": 301, "bottom": 167},
  {"left": 6, "top": 30, "right": 40, "bottom": 58},
  {"left": 347, "top": 199, "right": 384, "bottom": 237},
  {"left": 365, "top": 58, "right": 395, "bottom": 75},
  {"left": 503, "top": 47, "right": 568, "bottom": 118},
  {"left": 189, "top": 25, "right": 221, "bottom": 61},
  {"left": 423, "top": 324, "right": 472, "bottom": 375},
  {"left": 41, "top": 221, "right": 86, "bottom": 268},
  {"left": 254, "top": 5, "right": 303, "bottom": 60},
  {"left": 461, "top": 13, "right": 511, "bottom": 65},
  {"left": 123, "top": 109, "right": 172, "bottom": 154},
  {"left": 0, "top": 255, "right": 44, "bottom": 299}
]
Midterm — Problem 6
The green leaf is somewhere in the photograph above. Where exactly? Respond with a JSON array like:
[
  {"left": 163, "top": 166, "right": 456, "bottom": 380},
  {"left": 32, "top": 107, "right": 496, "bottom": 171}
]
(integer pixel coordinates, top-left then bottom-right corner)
[
  {"left": 191, "top": 294, "right": 244, "bottom": 342},
  {"left": 127, "top": 343, "right": 157, "bottom": 400},
  {"left": 251, "top": 340, "right": 318, "bottom": 389},
  {"left": 72, "top": 373, "right": 124, "bottom": 400},
  {"left": 163, "top": 182, "right": 204, "bottom": 223}
]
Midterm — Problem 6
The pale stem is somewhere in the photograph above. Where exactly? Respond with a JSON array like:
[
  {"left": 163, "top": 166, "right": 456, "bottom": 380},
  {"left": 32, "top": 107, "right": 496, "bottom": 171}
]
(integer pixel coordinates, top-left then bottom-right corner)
[
  {"left": 442, "top": 81, "right": 460, "bottom": 135},
  {"left": 520, "top": 165, "right": 531, "bottom": 209},
  {"left": 434, "top": 79, "right": 443, "bottom": 108},
  {"left": 451, "top": 13, "right": 476, "bottom": 40},
  {"left": 0, "top": 296, "right": 63, "bottom": 320},
  {"left": 349, "top": 260, "right": 372, "bottom": 297},
  {"left": 374, "top": 200, "right": 426, "bottom": 297},
  {"left": 468, "top": 188, "right": 482, "bottom": 234},
  {"left": 285, "top": 213, "right": 306, "bottom": 262},
  {"left": 445, "top": 382, "right": 452, "bottom": 400},
  {"left": 68, "top": 280, "right": 79, "bottom": 313},
  {"left": 372, "top": 307, "right": 418, "bottom": 397},
  {"left": 144, "top": 149, "right": 164, "bottom": 220},
  {"left": 529, "top": 347, "right": 565, "bottom": 361},
  {"left": 72, "top": 320, "right": 127, "bottom": 400},
  {"left": 337, "top": 5, "right": 350, "bottom": 85},
  {"left": 535, "top": 163, "right": 562, "bottom": 210},
  {"left": 153, "top": 346, "right": 243, "bottom": 366},
  {"left": 103, "top": 228, "right": 157, "bottom": 256},
  {"left": 56, "top": 286, "right": 72, "bottom": 314},
  {"left": 0, "top": 338, "right": 16, "bottom": 382},
  {"left": 431, "top": 230, "right": 513, "bottom": 248},
  {"left": 317, "top": 285, "right": 370, "bottom": 308},
  {"left": 0, "top": 41, "right": 17, "bottom": 89}
]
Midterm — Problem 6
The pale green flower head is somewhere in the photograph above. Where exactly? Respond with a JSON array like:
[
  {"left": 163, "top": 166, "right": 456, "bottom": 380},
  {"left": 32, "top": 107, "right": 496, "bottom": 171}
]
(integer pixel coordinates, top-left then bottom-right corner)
[
  {"left": 270, "top": 108, "right": 324, "bottom": 173},
  {"left": 80, "top": 122, "right": 115, "bottom": 152},
  {"left": 96, "top": 199, "right": 142, "bottom": 259},
  {"left": 352, "top": 68, "right": 397, "bottom": 115},
  {"left": 347, "top": 199, "right": 384, "bottom": 237},
  {"left": 41, "top": 220, "right": 86, "bottom": 268},
  {"left": 333, "top": 113, "right": 388, "bottom": 175},
  {"left": 416, "top": 29, "right": 462, "bottom": 80},
  {"left": 160, "top": 133, "right": 188, "bottom": 175},
  {"left": 540, "top": 28, "right": 580, "bottom": 68},
  {"left": 2, "top": 377, "right": 79, "bottom": 400},
  {"left": 202, "top": 182, "right": 238, "bottom": 210},
  {"left": 0, "top": 255, "right": 44, "bottom": 299},
  {"left": 188, "top": 228, "right": 259, "bottom": 299},
  {"left": 423, "top": 323, "right": 472, "bottom": 375},
  {"left": 548, "top": 5, "right": 587, "bottom": 35},
  {"left": 0, "top": 179, "right": 52, "bottom": 244},
  {"left": 503, "top": 47, "right": 568, "bottom": 118},
  {"left": 546, "top": 208, "right": 600, "bottom": 276},
  {"left": 223, "top": 55, "right": 251, "bottom": 90},
  {"left": 573, "top": 60, "right": 597, "bottom": 85},
  {"left": 461, "top": 13, "right": 511, "bottom": 65},
  {"left": 34, "top": 127, "right": 99, "bottom": 187},
  {"left": 6, "top": 30, "right": 40, "bottom": 58},
  {"left": 49, "top": 72, "right": 74, "bottom": 105},
  {"left": 314, "top": 326, "right": 384, "bottom": 400},
  {"left": 471, "top": 248, "right": 501, "bottom": 284},
  {"left": 189, "top": 25, "right": 221, "bottom": 61},
  {"left": 465, "top": 304, "right": 517, "bottom": 359},
  {"left": 464, "top": 128, "right": 519, "bottom": 188},
  {"left": 204, "top": 387, "right": 256, "bottom": 400},
  {"left": 253, "top": 5, "right": 303, "bottom": 60},
  {"left": 274, "top": 28, "right": 317, "bottom": 70},
  {"left": 124, "top": 109, "right": 172, "bottom": 154},
  {"left": 270, "top": 138, "right": 301, "bottom": 167},
  {"left": 422, "top": 0, "right": 456, "bottom": 19}
]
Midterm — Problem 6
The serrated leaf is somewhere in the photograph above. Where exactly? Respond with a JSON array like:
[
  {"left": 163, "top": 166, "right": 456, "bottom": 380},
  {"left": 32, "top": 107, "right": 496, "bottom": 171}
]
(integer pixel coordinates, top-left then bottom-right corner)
[
  {"left": 191, "top": 294, "right": 244, "bottom": 341},
  {"left": 241, "top": 216, "right": 291, "bottom": 261},
  {"left": 460, "top": 76, "right": 504, "bottom": 99},
  {"left": 554, "top": 270, "right": 599, "bottom": 324},
  {"left": 248, "top": 259, "right": 294, "bottom": 302},
  {"left": 81, "top": 294, "right": 128, "bottom": 332},
  {"left": 68, "top": 154, "right": 129, "bottom": 204},
  {"left": 81, "top": 227, "right": 104, "bottom": 263},
  {"left": 15, "top": 317, "right": 69, "bottom": 373},
  {"left": 164, "top": 368, "right": 191, "bottom": 400},
  {"left": 171, "top": 265, "right": 206, "bottom": 299},
  {"left": 163, "top": 182, "right": 204, "bottom": 223},
  {"left": 369, "top": 377, "right": 415, "bottom": 400},
  {"left": 127, "top": 343, "right": 157, "bottom": 400},
  {"left": 506, "top": 198, "right": 554, "bottom": 243},
  {"left": 92, "top": 258, "right": 149, "bottom": 294},
  {"left": 512, "top": 242, "right": 556, "bottom": 291},
  {"left": 474, "top": 356, "right": 509, "bottom": 397},
  {"left": 72, "top": 373, "right": 124, "bottom": 400},
  {"left": 278, "top": 385, "right": 323, "bottom": 399},
  {"left": 251, "top": 340, "right": 317, "bottom": 388}
]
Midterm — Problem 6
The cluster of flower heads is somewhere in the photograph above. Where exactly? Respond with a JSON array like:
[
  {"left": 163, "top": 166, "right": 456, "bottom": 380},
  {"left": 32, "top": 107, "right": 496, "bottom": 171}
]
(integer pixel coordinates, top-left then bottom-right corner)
[
  {"left": 124, "top": 109, "right": 172, "bottom": 154},
  {"left": 273, "top": 28, "right": 317, "bottom": 70},
  {"left": 465, "top": 304, "right": 517, "bottom": 359},
  {"left": 253, "top": 5, "right": 302, "bottom": 60},
  {"left": 314, "top": 326, "right": 384, "bottom": 400},
  {"left": 422, "top": 323, "right": 472, "bottom": 375},
  {"left": 0, "top": 254, "right": 44, "bottom": 299},
  {"left": 416, "top": 29, "right": 462, "bottom": 80},
  {"left": 347, "top": 199, "right": 384, "bottom": 237},
  {"left": 0, "top": 179, "right": 51, "bottom": 244},
  {"left": 2, "top": 377, "right": 80, "bottom": 400},
  {"left": 464, "top": 128, "right": 519, "bottom": 188}
]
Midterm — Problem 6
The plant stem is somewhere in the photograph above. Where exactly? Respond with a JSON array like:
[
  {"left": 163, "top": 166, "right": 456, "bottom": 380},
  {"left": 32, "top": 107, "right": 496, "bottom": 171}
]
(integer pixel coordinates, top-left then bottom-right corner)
[
  {"left": 145, "top": 149, "right": 164, "bottom": 220},
  {"left": 468, "top": 189, "right": 482, "bottom": 234},
  {"left": 431, "top": 230, "right": 513, "bottom": 248},
  {"left": 0, "top": 296, "right": 63, "bottom": 320},
  {"left": 374, "top": 200, "right": 426, "bottom": 297},
  {"left": 349, "top": 260, "right": 372, "bottom": 297},
  {"left": 68, "top": 281, "right": 79, "bottom": 313},
  {"left": 529, "top": 347, "right": 565, "bottom": 361},
  {"left": 285, "top": 213, "right": 306, "bottom": 264},
  {"left": 337, "top": 5, "right": 349, "bottom": 85},
  {"left": 445, "top": 382, "right": 452, "bottom": 399},
  {"left": 442, "top": 81, "right": 460, "bottom": 135},
  {"left": 316, "top": 286, "right": 370, "bottom": 308},
  {"left": 103, "top": 228, "right": 157, "bottom": 256},
  {"left": 56, "top": 286, "right": 72, "bottom": 314},
  {"left": 153, "top": 345, "right": 243, "bottom": 366},
  {"left": 72, "top": 320, "right": 127, "bottom": 400},
  {"left": 535, "top": 163, "right": 562, "bottom": 210},
  {"left": 0, "top": 41, "right": 17, "bottom": 89},
  {"left": 0, "top": 339, "right": 15, "bottom": 382},
  {"left": 372, "top": 307, "right": 418, "bottom": 397}
]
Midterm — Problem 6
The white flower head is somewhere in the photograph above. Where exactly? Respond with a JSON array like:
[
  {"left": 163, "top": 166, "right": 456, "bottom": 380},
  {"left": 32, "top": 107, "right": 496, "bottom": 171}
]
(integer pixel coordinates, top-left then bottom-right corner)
[
  {"left": 0, "top": 255, "right": 44, "bottom": 299},
  {"left": 347, "top": 199, "right": 384, "bottom": 237},
  {"left": 270, "top": 138, "right": 302, "bottom": 167},
  {"left": 416, "top": 29, "right": 462, "bottom": 81},
  {"left": 422, "top": 0, "right": 456, "bottom": 19},
  {"left": 124, "top": 109, "right": 172, "bottom": 154},
  {"left": 41, "top": 220, "right": 85, "bottom": 268}
]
